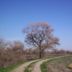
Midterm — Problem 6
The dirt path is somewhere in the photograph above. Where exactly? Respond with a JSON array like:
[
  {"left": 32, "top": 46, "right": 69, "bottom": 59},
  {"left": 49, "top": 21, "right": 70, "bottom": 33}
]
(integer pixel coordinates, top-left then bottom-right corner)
[
  {"left": 32, "top": 56, "right": 68, "bottom": 72},
  {"left": 32, "top": 59, "right": 48, "bottom": 72},
  {"left": 11, "top": 55, "right": 70, "bottom": 72},
  {"left": 11, "top": 60, "right": 37, "bottom": 72}
]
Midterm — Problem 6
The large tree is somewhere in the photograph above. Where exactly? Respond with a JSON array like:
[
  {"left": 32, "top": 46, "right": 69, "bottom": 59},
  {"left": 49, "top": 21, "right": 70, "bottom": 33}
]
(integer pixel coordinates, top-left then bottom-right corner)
[{"left": 23, "top": 22, "right": 59, "bottom": 58}]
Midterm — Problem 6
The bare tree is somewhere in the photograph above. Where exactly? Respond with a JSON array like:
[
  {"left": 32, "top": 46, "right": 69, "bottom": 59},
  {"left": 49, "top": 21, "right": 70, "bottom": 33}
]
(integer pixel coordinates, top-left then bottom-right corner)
[{"left": 23, "top": 22, "right": 59, "bottom": 58}]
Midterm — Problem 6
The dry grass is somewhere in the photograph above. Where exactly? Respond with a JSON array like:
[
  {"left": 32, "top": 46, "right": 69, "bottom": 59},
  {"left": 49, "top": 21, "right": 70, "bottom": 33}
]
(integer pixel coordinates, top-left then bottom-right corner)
[
  {"left": 47, "top": 63, "right": 71, "bottom": 72},
  {"left": 41, "top": 56, "right": 72, "bottom": 72},
  {"left": 47, "top": 56, "right": 72, "bottom": 72}
]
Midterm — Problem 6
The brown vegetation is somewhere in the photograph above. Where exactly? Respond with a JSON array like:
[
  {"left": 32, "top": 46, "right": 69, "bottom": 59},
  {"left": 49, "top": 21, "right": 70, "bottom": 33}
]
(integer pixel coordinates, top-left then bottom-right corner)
[
  {"left": 47, "top": 63, "right": 71, "bottom": 72},
  {"left": 0, "top": 39, "right": 25, "bottom": 67}
]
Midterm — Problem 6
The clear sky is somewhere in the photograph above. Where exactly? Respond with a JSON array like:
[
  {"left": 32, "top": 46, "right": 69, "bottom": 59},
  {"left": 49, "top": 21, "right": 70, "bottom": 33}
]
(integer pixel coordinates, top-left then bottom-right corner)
[{"left": 0, "top": 0, "right": 72, "bottom": 50}]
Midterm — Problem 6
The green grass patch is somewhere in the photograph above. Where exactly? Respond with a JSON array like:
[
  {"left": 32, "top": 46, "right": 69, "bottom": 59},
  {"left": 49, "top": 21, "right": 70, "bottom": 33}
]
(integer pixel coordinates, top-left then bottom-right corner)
[
  {"left": 24, "top": 60, "right": 39, "bottom": 72},
  {"left": 40, "top": 61, "right": 47, "bottom": 72},
  {"left": 41, "top": 58, "right": 54, "bottom": 72},
  {"left": 0, "top": 61, "right": 25, "bottom": 72}
]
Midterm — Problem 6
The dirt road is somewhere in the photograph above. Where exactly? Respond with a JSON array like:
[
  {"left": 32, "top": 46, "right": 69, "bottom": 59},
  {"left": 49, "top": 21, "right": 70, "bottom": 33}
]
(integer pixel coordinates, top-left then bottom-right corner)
[
  {"left": 32, "top": 59, "right": 48, "bottom": 72},
  {"left": 32, "top": 56, "right": 68, "bottom": 72},
  {"left": 11, "top": 60, "right": 37, "bottom": 72},
  {"left": 11, "top": 55, "right": 69, "bottom": 72}
]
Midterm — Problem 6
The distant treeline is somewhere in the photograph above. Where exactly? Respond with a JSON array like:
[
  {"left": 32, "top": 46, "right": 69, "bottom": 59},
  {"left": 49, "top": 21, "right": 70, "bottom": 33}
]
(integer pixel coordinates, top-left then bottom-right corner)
[{"left": 0, "top": 39, "right": 72, "bottom": 68}]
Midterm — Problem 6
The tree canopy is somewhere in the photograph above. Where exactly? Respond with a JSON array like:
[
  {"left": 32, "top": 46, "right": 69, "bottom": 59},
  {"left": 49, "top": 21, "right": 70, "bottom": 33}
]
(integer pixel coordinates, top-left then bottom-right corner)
[{"left": 23, "top": 22, "right": 59, "bottom": 58}]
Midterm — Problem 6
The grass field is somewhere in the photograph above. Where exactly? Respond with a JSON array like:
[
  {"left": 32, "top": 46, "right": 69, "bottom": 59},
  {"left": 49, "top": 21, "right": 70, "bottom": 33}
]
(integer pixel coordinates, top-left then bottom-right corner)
[
  {"left": 41, "top": 55, "right": 72, "bottom": 72},
  {"left": 0, "top": 61, "right": 25, "bottom": 72}
]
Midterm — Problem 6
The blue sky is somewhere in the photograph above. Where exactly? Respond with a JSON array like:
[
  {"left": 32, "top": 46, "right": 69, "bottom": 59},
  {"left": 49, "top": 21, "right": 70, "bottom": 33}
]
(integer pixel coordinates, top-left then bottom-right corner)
[{"left": 0, "top": 0, "right": 72, "bottom": 50}]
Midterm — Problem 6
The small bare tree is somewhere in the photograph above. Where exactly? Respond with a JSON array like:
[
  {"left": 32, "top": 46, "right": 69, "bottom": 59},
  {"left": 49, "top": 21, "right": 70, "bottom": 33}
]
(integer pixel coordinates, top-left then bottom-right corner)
[{"left": 23, "top": 22, "right": 59, "bottom": 58}]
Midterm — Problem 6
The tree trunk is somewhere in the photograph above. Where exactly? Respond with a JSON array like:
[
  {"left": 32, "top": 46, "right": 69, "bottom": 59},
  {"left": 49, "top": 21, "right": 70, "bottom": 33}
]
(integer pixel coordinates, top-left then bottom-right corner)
[
  {"left": 39, "top": 47, "right": 44, "bottom": 59},
  {"left": 39, "top": 50, "right": 42, "bottom": 58},
  {"left": 39, "top": 46, "right": 42, "bottom": 58}
]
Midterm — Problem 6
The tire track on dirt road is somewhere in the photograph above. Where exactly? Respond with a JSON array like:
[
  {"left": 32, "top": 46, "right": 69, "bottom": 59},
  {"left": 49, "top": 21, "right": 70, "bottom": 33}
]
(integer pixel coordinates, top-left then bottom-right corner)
[{"left": 11, "top": 60, "right": 38, "bottom": 72}]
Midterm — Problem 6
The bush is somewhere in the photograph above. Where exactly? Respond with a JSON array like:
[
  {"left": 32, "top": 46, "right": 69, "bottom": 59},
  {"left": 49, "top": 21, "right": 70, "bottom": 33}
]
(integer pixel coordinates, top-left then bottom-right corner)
[{"left": 68, "top": 64, "right": 72, "bottom": 69}]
